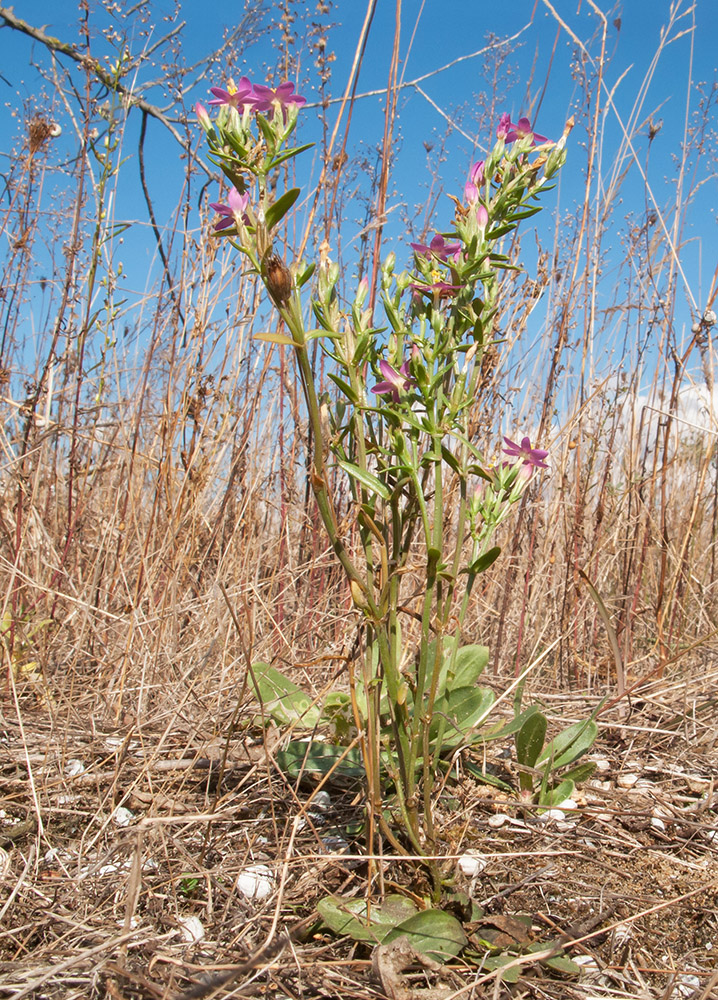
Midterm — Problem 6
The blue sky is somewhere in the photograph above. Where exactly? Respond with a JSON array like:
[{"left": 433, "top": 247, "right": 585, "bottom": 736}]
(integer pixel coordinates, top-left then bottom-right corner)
[{"left": 1, "top": 0, "right": 716, "bottom": 397}]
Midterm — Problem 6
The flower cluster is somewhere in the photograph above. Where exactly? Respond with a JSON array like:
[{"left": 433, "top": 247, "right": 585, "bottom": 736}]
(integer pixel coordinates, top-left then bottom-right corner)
[
  {"left": 199, "top": 77, "right": 306, "bottom": 235},
  {"left": 204, "top": 76, "right": 306, "bottom": 118}
]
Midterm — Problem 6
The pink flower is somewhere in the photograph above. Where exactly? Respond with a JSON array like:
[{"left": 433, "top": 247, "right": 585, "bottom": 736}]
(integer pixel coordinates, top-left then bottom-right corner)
[
  {"left": 502, "top": 435, "right": 548, "bottom": 469},
  {"left": 410, "top": 277, "right": 464, "bottom": 301},
  {"left": 410, "top": 234, "right": 462, "bottom": 263},
  {"left": 476, "top": 204, "right": 488, "bottom": 232},
  {"left": 504, "top": 115, "right": 550, "bottom": 147},
  {"left": 252, "top": 81, "right": 306, "bottom": 117},
  {"left": 496, "top": 112, "right": 512, "bottom": 139},
  {"left": 208, "top": 77, "right": 257, "bottom": 111},
  {"left": 464, "top": 160, "right": 485, "bottom": 204},
  {"left": 208, "top": 187, "right": 250, "bottom": 232},
  {"left": 372, "top": 360, "right": 417, "bottom": 403}
]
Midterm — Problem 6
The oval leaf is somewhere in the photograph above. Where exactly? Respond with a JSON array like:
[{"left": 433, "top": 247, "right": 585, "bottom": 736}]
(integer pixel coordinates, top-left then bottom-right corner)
[
  {"left": 277, "top": 740, "right": 365, "bottom": 780},
  {"left": 385, "top": 909, "right": 467, "bottom": 963},
  {"left": 515, "top": 713, "right": 547, "bottom": 768},
  {"left": 451, "top": 644, "right": 490, "bottom": 689},
  {"left": 250, "top": 662, "right": 321, "bottom": 728},
  {"left": 318, "top": 894, "right": 418, "bottom": 943}
]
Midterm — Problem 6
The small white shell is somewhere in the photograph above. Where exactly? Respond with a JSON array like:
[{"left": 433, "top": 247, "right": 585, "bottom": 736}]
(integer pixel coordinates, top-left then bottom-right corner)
[
  {"left": 177, "top": 915, "right": 205, "bottom": 943},
  {"left": 457, "top": 851, "right": 487, "bottom": 877},
  {"left": 112, "top": 806, "right": 134, "bottom": 827},
  {"left": 673, "top": 974, "right": 701, "bottom": 998},
  {"left": 236, "top": 864, "right": 274, "bottom": 900}
]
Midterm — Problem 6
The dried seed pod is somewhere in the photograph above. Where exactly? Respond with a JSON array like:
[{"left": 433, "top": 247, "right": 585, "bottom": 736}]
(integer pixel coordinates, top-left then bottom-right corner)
[{"left": 262, "top": 250, "right": 293, "bottom": 306}]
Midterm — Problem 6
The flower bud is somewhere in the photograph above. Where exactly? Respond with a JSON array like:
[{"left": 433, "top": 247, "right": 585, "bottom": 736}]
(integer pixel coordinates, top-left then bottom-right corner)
[
  {"left": 195, "top": 102, "right": 215, "bottom": 138},
  {"left": 476, "top": 204, "right": 488, "bottom": 235},
  {"left": 464, "top": 179, "right": 479, "bottom": 205},
  {"left": 354, "top": 276, "right": 369, "bottom": 308}
]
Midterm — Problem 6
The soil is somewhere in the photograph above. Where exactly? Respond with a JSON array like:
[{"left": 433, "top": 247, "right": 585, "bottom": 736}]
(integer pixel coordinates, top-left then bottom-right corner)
[{"left": 1, "top": 682, "right": 717, "bottom": 1000}]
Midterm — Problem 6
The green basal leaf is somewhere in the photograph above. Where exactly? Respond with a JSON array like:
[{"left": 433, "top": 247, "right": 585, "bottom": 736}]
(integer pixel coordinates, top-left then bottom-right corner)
[
  {"left": 515, "top": 712, "right": 547, "bottom": 768},
  {"left": 337, "top": 460, "right": 391, "bottom": 500},
  {"left": 463, "top": 759, "right": 514, "bottom": 792},
  {"left": 277, "top": 740, "right": 365, "bottom": 780},
  {"left": 479, "top": 703, "right": 542, "bottom": 741},
  {"left": 318, "top": 894, "right": 418, "bottom": 943},
  {"left": 250, "top": 662, "right": 321, "bottom": 728},
  {"left": 384, "top": 908, "right": 467, "bottom": 963},
  {"left": 541, "top": 953, "right": 582, "bottom": 975},
  {"left": 430, "top": 686, "right": 495, "bottom": 750},
  {"left": 264, "top": 187, "right": 301, "bottom": 232},
  {"left": 559, "top": 760, "right": 596, "bottom": 784},
  {"left": 450, "top": 644, "right": 490, "bottom": 689},
  {"left": 538, "top": 777, "right": 575, "bottom": 808},
  {"left": 537, "top": 719, "right": 598, "bottom": 768},
  {"left": 481, "top": 954, "right": 521, "bottom": 982}
]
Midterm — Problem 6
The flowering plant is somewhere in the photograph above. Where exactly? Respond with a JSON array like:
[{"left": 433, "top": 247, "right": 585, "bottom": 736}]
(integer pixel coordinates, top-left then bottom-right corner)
[{"left": 196, "top": 86, "right": 586, "bottom": 890}]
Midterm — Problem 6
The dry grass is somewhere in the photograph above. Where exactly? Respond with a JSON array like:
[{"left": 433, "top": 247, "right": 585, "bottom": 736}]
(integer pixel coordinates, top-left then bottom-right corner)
[{"left": 1, "top": 1, "right": 717, "bottom": 997}]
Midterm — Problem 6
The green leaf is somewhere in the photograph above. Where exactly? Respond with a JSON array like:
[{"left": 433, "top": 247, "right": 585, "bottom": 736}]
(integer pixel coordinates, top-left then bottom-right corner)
[
  {"left": 254, "top": 330, "right": 297, "bottom": 346},
  {"left": 466, "top": 546, "right": 502, "bottom": 575},
  {"left": 265, "top": 187, "right": 301, "bottom": 232},
  {"left": 295, "top": 261, "right": 316, "bottom": 288},
  {"left": 317, "top": 894, "right": 418, "bottom": 943},
  {"left": 481, "top": 954, "right": 521, "bottom": 982},
  {"left": 450, "top": 644, "right": 490, "bottom": 689},
  {"left": 515, "top": 713, "right": 547, "bottom": 768},
  {"left": 249, "top": 662, "right": 321, "bottom": 728},
  {"left": 542, "top": 953, "right": 582, "bottom": 975},
  {"left": 463, "top": 759, "right": 514, "bottom": 792},
  {"left": 539, "top": 778, "right": 575, "bottom": 808},
  {"left": 440, "top": 445, "right": 462, "bottom": 475},
  {"left": 277, "top": 740, "right": 365, "bottom": 780},
  {"left": 430, "top": 686, "right": 495, "bottom": 750},
  {"left": 559, "top": 760, "right": 596, "bottom": 784},
  {"left": 254, "top": 112, "right": 277, "bottom": 151},
  {"left": 327, "top": 373, "right": 359, "bottom": 404},
  {"left": 337, "top": 460, "right": 391, "bottom": 500},
  {"left": 479, "top": 704, "right": 542, "bottom": 741},
  {"left": 265, "top": 141, "right": 315, "bottom": 171},
  {"left": 537, "top": 719, "right": 598, "bottom": 769},
  {"left": 385, "top": 908, "right": 467, "bottom": 963}
]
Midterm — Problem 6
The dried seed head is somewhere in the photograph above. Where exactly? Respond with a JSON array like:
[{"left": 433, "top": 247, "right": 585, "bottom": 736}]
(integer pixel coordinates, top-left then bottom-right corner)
[
  {"left": 262, "top": 251, "right": 293, "bottom": 306},
  {"left": 28, "top": 116, "right": 59, "bottom": 154}
]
